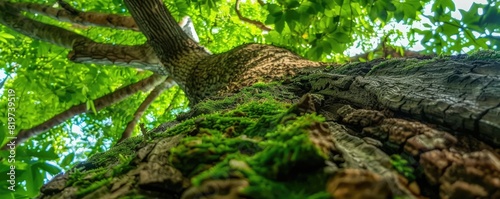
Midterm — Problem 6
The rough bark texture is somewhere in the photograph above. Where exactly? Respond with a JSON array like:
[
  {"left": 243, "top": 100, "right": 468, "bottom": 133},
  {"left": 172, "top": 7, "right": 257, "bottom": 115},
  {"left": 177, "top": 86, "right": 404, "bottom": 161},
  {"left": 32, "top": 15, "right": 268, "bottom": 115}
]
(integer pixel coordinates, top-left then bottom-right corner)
[
  {"left": 0, "top": 1, "right": 93, "bottom": 49},
  {"left": 0, "top": 1, "right": 164, "bottom": 71},
  {"left": 13, "top": 1, "right": 139, "bottom": 31},
  {"left": 123, "top": 0, "right": 326, "bottom": 104},
  {"left": 37, "top": 51, "right": 500, "bottom": 199}
]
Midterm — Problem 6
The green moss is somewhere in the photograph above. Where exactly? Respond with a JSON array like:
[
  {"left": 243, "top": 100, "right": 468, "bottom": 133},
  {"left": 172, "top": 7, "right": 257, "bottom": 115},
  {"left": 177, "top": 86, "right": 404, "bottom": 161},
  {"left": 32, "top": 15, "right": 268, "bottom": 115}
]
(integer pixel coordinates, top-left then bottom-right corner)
[
  {"left": 390, "top": 155, "right": 416, "bottom": 181},
  {"left": 86, "top": 136, "right": 143, "bottom": 168},
  {"left": 66, "top": 143, "right": 136, "bottom": 197},
  {"left": 76, "top": 178, "right": 112, "bottom": 197},
  {"left": 367, "top": 59, "right": 400, "bottom": 75},
  {"left": 190, "top": 82, "right": 283, "bottom": 117},
  {"left": 243, "top": 171, "right": 331, "bottom": 199},
  {"left": 67, "top": 166, "right": 108, "bottom": 187},
  {"left": 249, "top": 114, "right": 327, "bottom": 179},
  {"left": 186, "top": 112, "right": 328, "bottom": 198},
  {"left": 228, "top": 100, "right": 289, "bottom": 118},
  {"left": 400, "top": 58, "right": 436, "bottom": 70},
  {"left": 331, "top": 62, "right": 363, "bottom": 73},
  {"left": 250, "top": 81, "right": 280, "bottom": 89},
  {"left": 467, "top": 50, "right": 500, "bottom": 60},
  {"left": 111, "top": 154, "right": 134, "bottom": 176},
  {"left": 243, "top": 114, "right": 282, "bottom": 137},
  {"left": 169, "top": 134, "right": 260, "bottom": 176},
  {"left": 149, "top": 82, "right": 330, "bottom": 198},
  {"left": 158, "top": 83, "right": 291, "bottom": 139},
  {"left": 159, "top": 119, "right": 196, "bottom": 137},
  {"left": 198, "top": 115, "right": 255, "bottom": 135},
  {"left": 368, "top": 58, "right": 440, "bottom": 75}
]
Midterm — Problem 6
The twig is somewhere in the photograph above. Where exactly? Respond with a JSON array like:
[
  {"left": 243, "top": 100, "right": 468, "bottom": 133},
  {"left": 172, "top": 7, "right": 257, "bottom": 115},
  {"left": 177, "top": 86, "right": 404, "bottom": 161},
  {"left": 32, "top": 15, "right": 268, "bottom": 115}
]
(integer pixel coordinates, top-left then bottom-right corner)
[
  {"left": 235, "top": 0, "right": 271, "bottom": 31},
  {"left": 117, "top": 78, "right": 175, "bottom": 143},
  {"left": 57, "top": 0, "right": 80, "bottom": 15},
  {"left": 1, "top": 74, "right": 166, "bottom": 149}
]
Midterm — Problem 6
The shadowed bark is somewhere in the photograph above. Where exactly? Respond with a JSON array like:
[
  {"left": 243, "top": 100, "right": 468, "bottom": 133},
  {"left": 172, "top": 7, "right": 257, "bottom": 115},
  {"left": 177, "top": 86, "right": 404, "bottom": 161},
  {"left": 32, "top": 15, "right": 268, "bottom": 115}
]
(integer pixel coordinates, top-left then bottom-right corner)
[
  {"left": 0, "top": 1, "right": 163, "bottom": 71},
  {"left": 11, "top": 1, "right": 139, "bottom": 31}
]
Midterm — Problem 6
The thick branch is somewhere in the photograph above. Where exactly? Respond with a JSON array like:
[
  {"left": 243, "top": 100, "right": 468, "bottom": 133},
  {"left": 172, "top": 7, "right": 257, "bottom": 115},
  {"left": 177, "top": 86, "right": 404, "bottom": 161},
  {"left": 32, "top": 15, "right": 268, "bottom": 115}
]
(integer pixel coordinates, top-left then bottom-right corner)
[
  {"left": 123, "top": 0, "right": 211, "bottom": 95},
  {"left": 0, "top": 1, "right": 166, "bottom": 71},
  {"left": 118, "top": 78, "right": 175, "bottom": 143},
  {"left": 13, "top": 1, "right": 139, "bottom": 31},
  {"left": 124, "top": 0, "right": 202, "bottom": 60},
  {"left": 235, "top": 0, "right": 272, "bottom": 31},
  {"left": 69, "top": 43, "right": 165, "bottom": 74},
  {"left": 2, "top": 74, "right": 166, "bottom": 149},
  {"left": 0, "top": 1, "right": 93, "bottom": 48}
]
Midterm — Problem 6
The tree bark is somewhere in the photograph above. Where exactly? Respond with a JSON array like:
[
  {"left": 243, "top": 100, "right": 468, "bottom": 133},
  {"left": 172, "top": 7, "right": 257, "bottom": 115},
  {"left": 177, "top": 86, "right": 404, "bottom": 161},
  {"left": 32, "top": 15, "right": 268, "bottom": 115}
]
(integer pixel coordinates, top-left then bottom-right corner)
[
  {"left": 37, "top": 53, "right": 500, "bottom": 199},
  {"left": 2, "top": 0, "right": 498, "bottom": 198}
]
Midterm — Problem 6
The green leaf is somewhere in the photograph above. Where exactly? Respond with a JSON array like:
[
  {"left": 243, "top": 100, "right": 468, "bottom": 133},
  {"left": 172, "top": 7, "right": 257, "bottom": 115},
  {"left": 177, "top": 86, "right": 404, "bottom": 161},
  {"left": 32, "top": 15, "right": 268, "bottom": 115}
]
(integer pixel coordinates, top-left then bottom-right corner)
[
  {"left": 35, "top": 162, "right": 61, "bottom": 175},
  {"left": 441, "top": 23, "right": 459, "bottom": 35},
  {"left": 441, "top": 0, "right": 455, "bottom": 11},
  {"left": 324, "top": 0, "right": 336, "bottom": 9},
  {"left": 394, "top": 11, "right": 404, "bottom": 22},
  {"left": 266, "top": 4, "right": 282, "bottom": 15},
  {"left": 285, "top": 10, "right": 299, "bottom": 30},
  {"left": 285, "top": 0, "right": 300, "bottom": 9},
  {"left": 330, "top": 40, "right": 344, "bottom": 53},
  {"left": 0, "top": 32, "right": 15, "bottom": 39},
  {"left": 275, "top": 16, "right": 286, "bottom": 33},
  {"left": 26, "top": 148, "right": 59, "bottom": 161},
  {"left": 385, "top": 2, "right": 396, "bottom": 11},
  {"left": 88, "top": 100, "right": 97, "bottom": 114},
  {"left": 334, "top": 0, "right": 344, "bottom": 6},
  {"left": 332, "top": 32, "right": 350, "bottom": 43},
  {"left": 475, "top": 38, "right": 489, "bottom": 49},
  {"left": 421, "top": 31, "right": 432, "bottom": 44},
  {"left": 369, "top": 5, "right": 379, "bottom": 21},
  {"left": 379, "top": 10, "right": 388, "bottom": 22},
  {"left": 320, "top": 40, "right": 332, "bottom": 53},
  {"left": 306, "top": 46, "right": 321, "bottom": 60},
  {"left": 60, "top": 153, "right": 75, "bottom": 167}
]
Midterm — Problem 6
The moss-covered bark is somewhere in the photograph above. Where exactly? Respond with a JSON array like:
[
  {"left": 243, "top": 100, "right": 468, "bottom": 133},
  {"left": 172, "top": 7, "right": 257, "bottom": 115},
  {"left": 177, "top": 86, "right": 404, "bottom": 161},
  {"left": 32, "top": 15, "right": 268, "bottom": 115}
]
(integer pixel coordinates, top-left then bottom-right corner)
[{"left": 38, "top": 52, "right": 500, "bottom": 199}]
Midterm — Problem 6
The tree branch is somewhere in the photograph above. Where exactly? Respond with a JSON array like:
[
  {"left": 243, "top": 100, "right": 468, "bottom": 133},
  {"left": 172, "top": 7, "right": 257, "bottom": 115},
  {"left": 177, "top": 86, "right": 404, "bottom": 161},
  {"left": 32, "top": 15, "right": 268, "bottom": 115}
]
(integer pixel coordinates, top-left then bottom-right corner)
[
  {"left": 0, "top": 1, "right": 166, "bottom": 72},
  {"left": 69, "top": 43, "right": 165, "bottom": 74},
  {"left": 12, "top": 1, "right": 139, "bottom": 31},
  {"left": 124, "top": 0, "right": 197, "bottom": 57},
  {"left": 1, "top": 74, "right": 167, "bottom": 149},
  {"left": 0, "top": 1, "right": 93, "bottom": 48},
  {"left": 123, "top": 0, "right": 211, "bottom": 89},
  {"left": 56, "top": 0, "right": 81, "bottom": 15},
  {"left": 235, "top": 0, "right": 272, "bottom": 31},
  {"left": 257, "top": 0, "right": 265, "bottom": 6},
  {"left": 117, "top": 77, "right": 176, "bottom": 143}
]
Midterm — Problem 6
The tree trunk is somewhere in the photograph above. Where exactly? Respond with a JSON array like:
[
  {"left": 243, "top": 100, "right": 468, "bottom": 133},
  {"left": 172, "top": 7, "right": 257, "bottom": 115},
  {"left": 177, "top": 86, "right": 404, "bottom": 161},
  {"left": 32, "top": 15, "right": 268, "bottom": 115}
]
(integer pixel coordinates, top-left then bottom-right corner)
[{"left": 37, "top": 52, "right": 500, "bottom": 199}]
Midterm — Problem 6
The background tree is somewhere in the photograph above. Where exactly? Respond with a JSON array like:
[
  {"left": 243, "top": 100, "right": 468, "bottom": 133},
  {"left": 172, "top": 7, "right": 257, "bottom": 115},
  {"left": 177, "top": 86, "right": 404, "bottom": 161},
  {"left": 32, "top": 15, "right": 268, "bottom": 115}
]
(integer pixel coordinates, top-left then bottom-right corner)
[{"left": 0, "top": 0, "right": 499, "bottom": 198}]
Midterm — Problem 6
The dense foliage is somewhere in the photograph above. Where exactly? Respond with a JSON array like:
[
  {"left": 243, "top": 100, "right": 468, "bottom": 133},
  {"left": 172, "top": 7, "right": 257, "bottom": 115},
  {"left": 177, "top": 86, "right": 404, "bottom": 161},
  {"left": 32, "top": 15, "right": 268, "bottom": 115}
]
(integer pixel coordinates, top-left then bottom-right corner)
[{"left": 0, "top": 0, "right": 498, "bottom": 198}]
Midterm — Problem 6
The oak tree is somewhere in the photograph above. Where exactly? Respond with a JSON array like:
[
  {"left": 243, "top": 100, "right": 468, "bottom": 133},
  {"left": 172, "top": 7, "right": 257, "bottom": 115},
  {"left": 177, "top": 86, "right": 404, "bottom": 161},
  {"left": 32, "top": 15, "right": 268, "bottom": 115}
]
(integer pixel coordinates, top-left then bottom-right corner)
[{"left": 0, "top": 0, "right": 499, "bottom": 198}]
